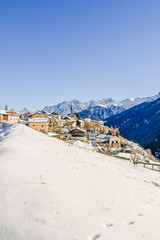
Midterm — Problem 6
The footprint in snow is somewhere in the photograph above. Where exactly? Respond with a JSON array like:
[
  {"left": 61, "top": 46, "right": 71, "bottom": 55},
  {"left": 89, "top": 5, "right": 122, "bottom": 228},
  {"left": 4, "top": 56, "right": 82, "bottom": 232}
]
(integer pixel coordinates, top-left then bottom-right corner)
[
  {"left": 125, "top": 221, "right": 135, "bottom": 225},
  {"left": 138, "top": 213, "right": 143, "bottom": 217},
  {"left": 103, "top": 223, "right": 114, "bottom": 228},
  {"left": 88, "top": 234, "right": 101, "bottom": 240},
  {"left": 55, "top": 211, "right": 60, "bottom": 215}
]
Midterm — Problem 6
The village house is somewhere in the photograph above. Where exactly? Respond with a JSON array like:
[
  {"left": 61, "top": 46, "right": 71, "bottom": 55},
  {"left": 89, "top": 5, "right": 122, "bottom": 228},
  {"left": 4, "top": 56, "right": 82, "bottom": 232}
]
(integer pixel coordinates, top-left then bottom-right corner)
[
  {"left": 20, "top": 112, "right": 33, "bottom": 121},
  {"left": 7, "top": 111, "right": 19, "bottom": 123},
  {"left": 0, "top": 109, "right": 19, "bottom": 123},
  {"left": 83, "top": 118, "right": 109, "bottom": 134},
  {"left": 0, "top": 110, "right": 9, "bottom": 121},
  {"left": 62, "top": 115, "right": 71, "bottom": 121},
  {"left": 69, "top": 127, "right": 86, "bottom": 141},
  {"left": 76, "top": 119, "right": 85, "bottom": 128},
  {"left": 28, "top": 118, "right": 49, "bottom": 134},
  {"left": 29, "top": 112, "right": 45, "bottom": 119},
  {"left": 72, "top": 113, "right": 85, "bottom": 128},
  {"left": 96, "top": 133, "right": 109, "bottom": 143},
  {"left": 50, "top": 111, "right": 61, "bottom": 120},
  {"left": 94, "top": 125, "right": 109, "bottom": 134},
  {"left": 100, "top": 135, "right": 121, "bottom": 148},
  {"left": 61, "top": 114, "right": 77, "bottom": 129},
  {"left": 110, "top": 126, "right": 119, "bottom": 136}
]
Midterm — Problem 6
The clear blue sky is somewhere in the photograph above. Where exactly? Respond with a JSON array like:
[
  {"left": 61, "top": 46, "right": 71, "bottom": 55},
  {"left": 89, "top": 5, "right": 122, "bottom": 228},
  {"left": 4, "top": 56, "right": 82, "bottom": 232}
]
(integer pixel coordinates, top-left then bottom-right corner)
[{"left": 0, "top": 0, "right": 160, "bottom": 109}]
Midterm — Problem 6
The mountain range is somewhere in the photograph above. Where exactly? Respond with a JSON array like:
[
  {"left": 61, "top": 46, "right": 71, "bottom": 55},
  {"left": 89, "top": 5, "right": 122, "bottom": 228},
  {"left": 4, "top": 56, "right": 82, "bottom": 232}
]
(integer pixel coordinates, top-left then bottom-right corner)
[{"left": 42, "top": 92, "right": 160, "bottom": 120}]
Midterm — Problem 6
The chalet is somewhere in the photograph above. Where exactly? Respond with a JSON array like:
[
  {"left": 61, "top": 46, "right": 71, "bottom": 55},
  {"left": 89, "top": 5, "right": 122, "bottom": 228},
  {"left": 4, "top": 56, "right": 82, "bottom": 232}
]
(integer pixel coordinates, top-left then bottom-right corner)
[
  {"left": 100, "top": 136, "right": 121, "bottom": 148},
  {"left": 70, "top": 127, "right": 86, "bottom": 141}
]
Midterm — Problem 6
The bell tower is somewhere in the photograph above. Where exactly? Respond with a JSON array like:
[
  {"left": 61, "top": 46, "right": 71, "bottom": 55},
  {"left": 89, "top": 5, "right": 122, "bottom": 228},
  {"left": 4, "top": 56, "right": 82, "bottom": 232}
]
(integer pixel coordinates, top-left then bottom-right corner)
[
  {"left": 70, "top": 104, "right": 73, "bottom": 118},
  {"left": 5, "top": 104, "right": 8, "bottom": 111}
]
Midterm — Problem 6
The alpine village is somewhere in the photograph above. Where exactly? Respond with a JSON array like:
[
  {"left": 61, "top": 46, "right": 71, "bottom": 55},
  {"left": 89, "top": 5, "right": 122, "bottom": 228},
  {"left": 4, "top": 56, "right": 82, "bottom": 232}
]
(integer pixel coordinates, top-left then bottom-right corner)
[{"left": 0, "top": 104, "right": 159, "bottom": 170}]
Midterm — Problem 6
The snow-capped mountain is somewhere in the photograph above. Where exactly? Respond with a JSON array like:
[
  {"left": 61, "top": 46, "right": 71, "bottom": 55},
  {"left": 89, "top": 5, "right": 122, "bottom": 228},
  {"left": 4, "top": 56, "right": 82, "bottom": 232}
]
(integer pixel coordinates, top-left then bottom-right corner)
[
  {"left": 42, "top": 93, "right": 160, "bottom": 120},
  {"left": 43, "top": 100, "right": 87, "bottom": 115},
  {"left": 78, "top": 105, "right": 125, "bottom": 120},
  {"left": 43, "top": 98, "right": 118, "bottom": 116},
  {"left": 19, "top": 108, "right": 39, "bottom": 115},
  {"left": 120, "top": 92, "right": 160, "bottom": 109},
  {"left": 105, "top": 96, "right": 160, "bottom": 159}
]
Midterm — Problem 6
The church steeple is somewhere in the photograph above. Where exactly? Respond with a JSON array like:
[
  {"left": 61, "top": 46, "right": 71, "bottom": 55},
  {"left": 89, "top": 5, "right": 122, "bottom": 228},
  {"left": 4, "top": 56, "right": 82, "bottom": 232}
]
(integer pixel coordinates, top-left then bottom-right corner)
[
  {"left": 70, "top": 104, "right": 73, "bottom": 118},
  {"left": 5, "top": 104, "right": 8, "bottom": 111}
]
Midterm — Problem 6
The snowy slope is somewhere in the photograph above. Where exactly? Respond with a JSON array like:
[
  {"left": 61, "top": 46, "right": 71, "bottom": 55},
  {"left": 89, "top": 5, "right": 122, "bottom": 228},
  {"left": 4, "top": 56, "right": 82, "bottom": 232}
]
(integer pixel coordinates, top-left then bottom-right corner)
[{"left": 0, "top": 124, "right": 160, "bottom": 240}]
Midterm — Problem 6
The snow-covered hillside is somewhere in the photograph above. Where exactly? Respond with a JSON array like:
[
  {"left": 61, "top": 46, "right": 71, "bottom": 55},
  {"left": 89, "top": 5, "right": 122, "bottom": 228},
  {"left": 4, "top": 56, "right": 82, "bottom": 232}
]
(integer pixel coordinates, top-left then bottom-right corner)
[{"left": 0, "top": 124, "right": 160, "bottom": 240}]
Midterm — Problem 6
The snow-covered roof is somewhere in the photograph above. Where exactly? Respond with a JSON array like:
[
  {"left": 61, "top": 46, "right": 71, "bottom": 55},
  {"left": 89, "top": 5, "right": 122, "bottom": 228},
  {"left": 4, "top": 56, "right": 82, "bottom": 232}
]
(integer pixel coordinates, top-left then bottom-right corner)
[
  {"left": 100, "top": 138, "right": 110, "bottom": 143},
  {"left": 106, "top": 135, "right": 114, "bottom": 138},
  {"left": 60, "top": 128, "right": 69, "bottom": 133},
  {"left": 0, "top": 110, "right": 8, "bottom": 115},
  {"left": 84, "top": 118, "right": 91, "bottom": 122},
  {"left": 50, "top": 111, "right": 60, "bottom": 116},
  {"left": 48, "top": 132, "right": 58, "bottom": 136},
  {"left": 30, "top": 111, "right": 44, "bottom": 116},
  {"left": 63, "top": 115, "right": 71, "bottom": 119},
  {"left": 28, "top": 118, "right": 48, "bottom": 123},
  {"left": 96, "top": 133, "right": 108, "bottom": 139},
  {"left": 79, "top": 120, "right": 84, "bottom": 122},
  {"left": 70, "top": 127, "right": 86, "bottom": 133},
  {"left": 68, "top": 119, "right": 76, "bottom": 123}
]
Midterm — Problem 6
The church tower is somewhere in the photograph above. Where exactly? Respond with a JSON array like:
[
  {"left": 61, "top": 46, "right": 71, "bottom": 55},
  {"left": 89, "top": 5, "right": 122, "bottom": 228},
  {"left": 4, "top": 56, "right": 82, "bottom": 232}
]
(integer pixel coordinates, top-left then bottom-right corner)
[
  {"left": 70, "top": 104, "right": 73, "bottom": 118},
  {"left": 5, "top": 104, "right": 8, "bottom": 111}
]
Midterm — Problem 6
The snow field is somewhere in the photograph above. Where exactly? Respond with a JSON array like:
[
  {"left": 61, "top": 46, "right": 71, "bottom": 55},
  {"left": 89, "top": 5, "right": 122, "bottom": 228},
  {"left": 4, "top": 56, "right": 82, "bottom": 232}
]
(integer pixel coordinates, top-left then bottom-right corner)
[{"left": 0, "top": 124, "right": 160, "bottom": 240}]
